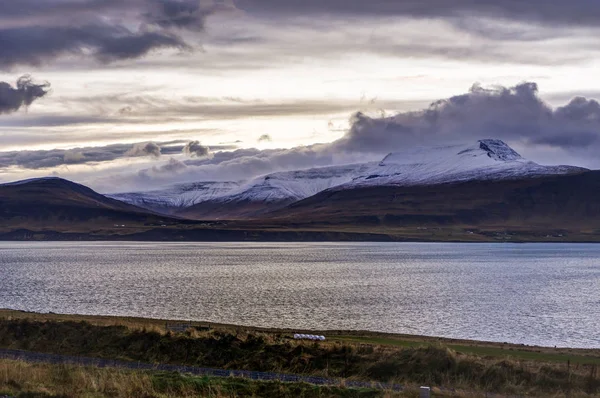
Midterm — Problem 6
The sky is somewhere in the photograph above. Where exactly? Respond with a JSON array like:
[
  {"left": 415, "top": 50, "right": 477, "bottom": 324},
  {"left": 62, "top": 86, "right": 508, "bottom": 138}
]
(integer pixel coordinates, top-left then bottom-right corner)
[{"left": 1, "top": 0, "right": 600, "bottom": 193}]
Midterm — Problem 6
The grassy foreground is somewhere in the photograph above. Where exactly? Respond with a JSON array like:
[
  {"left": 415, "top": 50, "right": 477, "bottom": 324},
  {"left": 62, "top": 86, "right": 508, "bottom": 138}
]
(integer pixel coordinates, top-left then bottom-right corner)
[
  {"left": 1, "top": 310, "right": 599, "bottom": 397},
  {"left": 0, "top": 359, "right": 401, "bottom": 398}
]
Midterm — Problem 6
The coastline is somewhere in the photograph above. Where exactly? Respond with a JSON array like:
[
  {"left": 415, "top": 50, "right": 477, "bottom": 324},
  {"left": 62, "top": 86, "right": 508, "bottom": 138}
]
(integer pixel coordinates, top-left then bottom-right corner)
[{"left": 2, "top": 227, "right": 600, "bottom": 243}]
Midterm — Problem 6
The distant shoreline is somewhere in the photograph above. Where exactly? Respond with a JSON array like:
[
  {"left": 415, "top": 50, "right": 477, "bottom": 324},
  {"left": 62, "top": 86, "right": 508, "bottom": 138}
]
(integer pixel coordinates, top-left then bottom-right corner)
[{"left": 2, "top": 227, "right": 599, "bottom": 243}]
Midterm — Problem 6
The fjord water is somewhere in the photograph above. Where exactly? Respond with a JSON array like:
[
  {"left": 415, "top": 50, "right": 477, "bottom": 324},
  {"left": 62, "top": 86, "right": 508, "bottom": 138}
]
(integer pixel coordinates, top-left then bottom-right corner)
[{"left": 1, "top": 242, "right": 598, "bottom": 348}]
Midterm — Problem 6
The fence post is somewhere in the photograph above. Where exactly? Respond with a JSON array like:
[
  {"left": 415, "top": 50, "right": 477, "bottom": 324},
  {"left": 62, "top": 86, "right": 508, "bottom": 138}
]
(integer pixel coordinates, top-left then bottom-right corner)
[{"left": 419, "top": 386, "right": 431, "bottom": 398}]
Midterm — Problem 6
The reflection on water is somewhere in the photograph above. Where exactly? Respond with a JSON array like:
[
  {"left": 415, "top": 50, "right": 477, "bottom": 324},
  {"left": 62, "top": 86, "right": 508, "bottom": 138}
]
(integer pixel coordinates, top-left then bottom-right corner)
[{"left": 1, "top": 242, "right": 599, "bottom": 348}]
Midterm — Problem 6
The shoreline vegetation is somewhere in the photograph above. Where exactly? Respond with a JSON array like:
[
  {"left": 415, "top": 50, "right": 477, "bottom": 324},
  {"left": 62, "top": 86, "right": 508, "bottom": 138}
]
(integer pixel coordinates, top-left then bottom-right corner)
[
  {"left": 1, "top": 309, "right": 599, "bottom": 397},
  {"left": 4, "top": 227, "right": 600, "bottom": 243}
]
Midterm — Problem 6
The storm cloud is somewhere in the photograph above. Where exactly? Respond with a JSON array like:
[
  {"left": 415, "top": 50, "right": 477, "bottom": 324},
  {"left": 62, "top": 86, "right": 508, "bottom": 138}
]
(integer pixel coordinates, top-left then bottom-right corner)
[
  {"left": 236, "top": 0, "right": 600, "bottom": 27},
  {"left": 0, "top": 0, "right": 235, "bottom": 69},
  {"left": 0, "top": 75, "right": 50, "bottom": 114},
  {"left": 334, "top": 82, "right": 600, "bottom": 155}
]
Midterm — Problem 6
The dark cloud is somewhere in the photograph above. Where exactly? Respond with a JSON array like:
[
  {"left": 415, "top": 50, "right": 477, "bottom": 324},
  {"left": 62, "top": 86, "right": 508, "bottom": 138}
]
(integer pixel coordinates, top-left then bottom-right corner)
[
  {"left": 146, "top": 0, "right": 212, "bottom": 31},
  {"left": 0, "top": 75, "right": 50, "bottom": 114},
  {"left": 258, "top": 134, "right": 272, "bottom": 142},
  {"left": 183, "top": 141, "right": 211, "bottom": 157},
  {"left": 0, "top": 0, "right": 238, "bottom": 69},
  {"left": 125, "top": 142, "right": 162, "bottom": 157},
  {"left": 236, "top": 0, "right": 600, "bottom": 27},
  {"left": 334, "top": 82, "right": 600, "bottom": 155},
  {"left": 0, "top": 24, "right": 189, "bottom": 69}
]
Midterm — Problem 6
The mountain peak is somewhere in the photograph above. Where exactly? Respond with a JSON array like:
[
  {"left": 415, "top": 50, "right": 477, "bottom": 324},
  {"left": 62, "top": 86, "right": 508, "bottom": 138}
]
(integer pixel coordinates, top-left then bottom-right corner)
[{"left": 477, "top": 139, "right": 523, "bottom": 161}]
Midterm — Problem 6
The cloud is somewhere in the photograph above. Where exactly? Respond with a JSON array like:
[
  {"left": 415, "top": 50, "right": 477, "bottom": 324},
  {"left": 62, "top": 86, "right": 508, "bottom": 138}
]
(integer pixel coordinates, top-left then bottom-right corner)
[
  {"left": 0, "top": 75, "right": 50, "bottom": 114},
  {"left": 145, "top": 0, "right": 216, "bottom": 31},
  {"left": 258, "top": 134, "right": 272, "bottom": 142},
  {"left": 0, "top": 96, "right": 382, "bottom": 131},
  {"left": 7, "top": 82, "right": 600, "bottom": 192},
  {"left": 333, "top": 82, "right": 600, "bottom": 156},
  {"left": 63, "top": 151, "right": 86, "bottom": 163},
  {"left": 0, "top": 0, "right": 237, "bottom": 70},
  {"left": 98, "top": 143, "right": 368, "bottom": 192},
  {"left": 117, "top": 81, "right": 600, "bottom": 191},
  {"left": 125, "top": 142, "right": 162, "bottom": 157},
  {"left": 237, "top": 0, "right": 600, "bottom": 27},
  {"left": 139, "top": 157, "right": 188, "bottom": 178},
  {"left": 183, "top": 141, "right": 211, "bottom": 157},
  {"left": 0, "top": 24, "right": 189, "bottom": 70},
  {"left": 0, "top": 140, "right": 238, "bottom": 170}
]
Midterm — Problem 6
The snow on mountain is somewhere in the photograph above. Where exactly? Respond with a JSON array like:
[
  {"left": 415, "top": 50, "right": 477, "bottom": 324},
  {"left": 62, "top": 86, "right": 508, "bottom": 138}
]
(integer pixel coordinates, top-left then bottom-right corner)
[
  {"left": 109, "top": 181, "right": 241, "bottom": 213},
  {"left": 338, "top": 139, "right": 586, "bottom": 189},
  {"left": 221, "top": 163, "right": 374, "bottom": 203},
  {"left": 110, "top": 140, "right": 587, "bottom": 216},
  {"left": 110, "top": 163, "right": 373, "bottom": 214}
]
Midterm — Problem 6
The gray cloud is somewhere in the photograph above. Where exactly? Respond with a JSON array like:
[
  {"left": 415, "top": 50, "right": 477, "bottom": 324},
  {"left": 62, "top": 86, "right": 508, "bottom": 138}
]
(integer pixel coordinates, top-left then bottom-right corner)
[
  {"left": 0, "top": 140, "right": 217, "bottom": 169},
  {"left": 125, "top": 142, "right": 162, "bottom": 158},
  {"left": 146, "top": 0, "right": 213, "bottom": 31},
  {"left": 139, "top": 157, "right": 188, "bottom": 178},
  {"left": 183, "top": 140, "right": 211, "bottom": 157},
  {"left": 334, "top": 82, "right": 600, "bottom": 155},
  {"left": 237, "top": 0, "right": 600, "bottom": 27},
  {"left": 0, "top": 0, "right": 238, "bottom": 69},
  {"left": 0, "top": 75, "right": 50, "bottom": 114},
  {"left": 258, "top": 134, "right": 272, "bottom": 142},
  {"left": 0, "top": 24, "right": 189, "bottom": 70}
]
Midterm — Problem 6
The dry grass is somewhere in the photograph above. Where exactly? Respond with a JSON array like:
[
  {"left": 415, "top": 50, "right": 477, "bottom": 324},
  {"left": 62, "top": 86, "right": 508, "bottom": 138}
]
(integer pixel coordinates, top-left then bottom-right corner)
[
  {"left": 1, "top": 311, "right": 600, "bottom": 397},
  {"left": 1, "top": 359, "right": 155, "bottom": 397},
  {"left": 0, "top": 359, "right": 407, "bottom": 398}
]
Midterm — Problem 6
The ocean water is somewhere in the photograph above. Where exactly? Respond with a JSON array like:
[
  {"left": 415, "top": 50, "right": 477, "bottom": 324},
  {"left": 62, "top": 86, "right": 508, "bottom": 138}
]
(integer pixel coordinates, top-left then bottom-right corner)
[{"left": 1, "top": 242, "right": 598, "bottom": 348}]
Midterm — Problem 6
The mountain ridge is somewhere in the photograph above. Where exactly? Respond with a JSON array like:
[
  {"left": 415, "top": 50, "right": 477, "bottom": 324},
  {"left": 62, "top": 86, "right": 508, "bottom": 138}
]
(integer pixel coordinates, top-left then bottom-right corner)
[{"left": 111, "top": 139, "right": 588, "bottom": 219}]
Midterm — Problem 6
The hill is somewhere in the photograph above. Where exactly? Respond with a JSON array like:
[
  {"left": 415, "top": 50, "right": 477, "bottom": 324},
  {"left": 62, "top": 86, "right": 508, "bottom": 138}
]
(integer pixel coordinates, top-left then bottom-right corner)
[{"left": 0, "top": 177, "right": 177, "bottom": 232}]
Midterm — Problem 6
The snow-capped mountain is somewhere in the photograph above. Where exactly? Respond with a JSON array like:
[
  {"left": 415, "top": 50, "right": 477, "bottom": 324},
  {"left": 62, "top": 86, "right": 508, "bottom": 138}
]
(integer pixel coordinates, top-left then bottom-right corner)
[
  {"left": 338, "top": 139, "right": 585, "bottom": 190},
  {"left": 110, "top": 140, "right": 587, "bottom": 219}
]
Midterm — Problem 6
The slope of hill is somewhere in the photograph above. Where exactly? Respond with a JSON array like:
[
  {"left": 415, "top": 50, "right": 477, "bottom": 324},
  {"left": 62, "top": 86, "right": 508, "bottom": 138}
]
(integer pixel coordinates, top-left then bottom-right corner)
[
  {"left": 268, "top": 170, "right": 600, "bottom": 234},
  {"left": 0, "top": 177, "right": 175, "bottom": 231}
]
